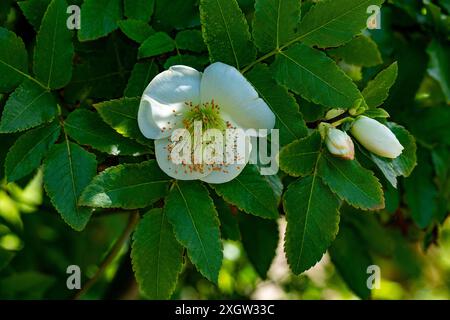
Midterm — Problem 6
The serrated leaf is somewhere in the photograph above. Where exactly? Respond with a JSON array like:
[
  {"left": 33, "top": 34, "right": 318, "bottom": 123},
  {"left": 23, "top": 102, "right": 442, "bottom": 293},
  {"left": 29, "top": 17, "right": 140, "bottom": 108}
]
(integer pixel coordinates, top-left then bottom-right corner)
[
  {"left": 211, "top": 165, "right": 279, "bottom": 219},
  {"left": 0, "top": 28, "right": 28, "bottom": 93},
  {"left": 94, "top": 97, "right": 152, "bottom": 146},
  {"left": 132, "top": 208, "right": 183, "bottom": 300},
  {"left": 125, "top": 61, "right": 158, "bottom": 97},
  {"left": 247, "top": 64, "right": 307, "bottom": 146},
  {"left": 34, "top": 0, "right": 74, "bottom": 89},
  {"left": 0, "top": 80, "right": 58, "bottom": 133},
  {"left": 5, "top": 121, "right": 60, "bottom": 183},
  {"left": 200, "top": 0, "right": 256, "bottom": 69},
  {"left": 165, "top": 181, "right": 223, "bottom": 283},
  {"left": 283, "top": 175, "right": 340, "bottom": 274},
  {"left": 64, "top": 109, "right": 149, "bottom": 156},
  {"left": 214, "top": 196, "right": 240, "bottom": 241},
  {"left": 124, "top": 0, "right": 154, "bottom": 22},
  {"left": 329, "top": 223, "right": 372, "bottom": 300},
  {"left": 362, "top": 62, "right": 398, "bottom": 108},
  {"left": 175, "top": 30, "right": 207, "bottom": 53},
  {"left": 272, "top": 43, "right": 363, "bottom": 109},
  {"left": 279, "top": 131, "right": 322, "bottom": 177},
  {"left": 78, "top": 0, "right": 122, "bottom": 41},
  {"left": 239, "top": 214, "right": 278, "bottom": 279},
  {"left": 296, "top": 0, "right": 384, "bottom": 48},
  {"left": 318, "top": 152, "right": 385, "bottom": 210},
  {"left": 43, "top": 141, "right": 97, "bottom": 231},
  {"left": 18, "top": 0, "right": 51, "bottom": 31},
  {"left": 164, "top": 55, "right": 210, "bottom": 71},
  {"left": 118, "top": 19, "right": 155, "bottom": 43},
  {"left": 79, "top": 160, "right": 171, "bottom": 209},
  {"left": 328, "top": 35, "right": 382, "bottom": 67},
  {"left": 138, "top": 32, "right": 175, "bottom": 59}
]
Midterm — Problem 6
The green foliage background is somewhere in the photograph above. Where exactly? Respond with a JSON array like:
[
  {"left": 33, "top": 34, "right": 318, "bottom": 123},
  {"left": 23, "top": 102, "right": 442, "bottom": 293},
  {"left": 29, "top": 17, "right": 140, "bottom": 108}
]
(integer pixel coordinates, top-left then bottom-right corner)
[{"left": 0, "top": 0, "right": 449, "bottom": 300}]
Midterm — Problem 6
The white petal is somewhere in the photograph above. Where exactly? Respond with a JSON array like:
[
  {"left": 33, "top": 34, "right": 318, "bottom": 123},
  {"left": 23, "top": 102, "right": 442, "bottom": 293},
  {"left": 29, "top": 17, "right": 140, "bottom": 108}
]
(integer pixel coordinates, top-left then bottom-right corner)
[
  {"left": 155, "top": 138, "right": 211, "bottom": 181},
  {"left": 138, "top": 65, "right": 202, "bottom": 139},
  {"left": 200, "top": 62, "right": 275, "bottom": 133}
]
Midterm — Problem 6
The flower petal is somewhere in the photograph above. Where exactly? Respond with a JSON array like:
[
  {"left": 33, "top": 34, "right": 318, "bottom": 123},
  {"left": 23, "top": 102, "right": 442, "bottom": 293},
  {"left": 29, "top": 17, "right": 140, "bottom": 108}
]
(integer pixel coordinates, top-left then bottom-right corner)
[
  {"left": 138, "top": 65, "right": 202, "bottom": 139},
  {"left": 155, "top": 138, "right": 211, "bottom": 181},
  {"left": 200, "top": 62, "right": 275, "bottom": 133}
]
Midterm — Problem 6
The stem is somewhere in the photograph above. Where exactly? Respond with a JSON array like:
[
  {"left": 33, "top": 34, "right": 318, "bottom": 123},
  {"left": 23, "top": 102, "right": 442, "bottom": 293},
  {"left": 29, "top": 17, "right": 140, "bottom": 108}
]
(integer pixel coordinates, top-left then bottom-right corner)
[
  {"left": 73, "top": 211, "right": 140, "bottom": 300},
  {"left": 240, "top": 48, "right": 280, "bottom": 74}
]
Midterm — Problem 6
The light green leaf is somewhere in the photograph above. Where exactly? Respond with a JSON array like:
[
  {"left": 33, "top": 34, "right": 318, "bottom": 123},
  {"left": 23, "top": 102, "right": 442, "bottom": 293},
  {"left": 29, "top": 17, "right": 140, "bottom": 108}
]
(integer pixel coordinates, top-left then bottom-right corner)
[
  {"left": 247, "top": 64, "right": 307, "bottom": 146},
  {"left": 253, "top": 0, "right": 301, "bottom": 52},
  {"left": 318, "top": 152, "right": 385, "bottom": 210},
  {"left": 138, "top": 32, "right": 175, "bottom": 59},
  {"left": 211, "top": 165, "right": 279, "bottom": 219},
  {"left": 125, "top": 61, "right": 158, "bottom": 98},
  {"left": 94, "top": 97, "right": 152, "bottom": 146},
  {"left": 64, "top": 109, "right": 149, "bottom": 156},
  {"left": 43, "top": 141, "right": 97, "bottom": 231},
  {"left": 296, "top": 0, "right": 384, "bottom": 48},
  {"left": 165, "top": 181, "right": 223, "bottom": 283},
  {"left": 362, "top": 62, "right": 398, "bottom": 108},
  {"left": 200, "top": 0, "right": 256, "bottom": 69},
  {"left": 5, "top": 121, "right": 60, "bottom": 183},
  {"left": 34, "top": 0, "right": 74, "bottom": 89},
  {"left": 239, "top": 214, "right": 279, "bottom": 279},
  {"left": 328, "top": 35, "right": 382, "bottom": 67},
  {"left": 132, "top": 208, "right": 183, "bottom": 300},
  {"left": 283, "top": 175, "right": 340, "bottom": 274},
  {"left": 18, "top": 0, "right": 51, "bottom": 31},
  {"left": 272, "top": 43, "right": 363, "bottom": 108},
  {"left": 79, "top": 160, "right": 171, "bottom": 209},
  {"left": 329, "top": 223, "right": 372, "bottom": 300},
  {"left": 175, "top": 30, "right": 207, "bottom": 53},
  {"left": 362, "top": 108, "right": 390, "bottom": 119},
  {"left": 118, "top": 19, "right": 155, "bottom": 43},
  {"left": 78, "top": 0, "right": 122, "bottom": 41},
  {"left": 124, "top": 0, "right": 154, "bottom": 22},
  {"left": 0, "top": 80, "right": 58, "bottom": 133},
  {"left": 0, "top": 28, "right": 28, "bottom": 93},
  {"left": 279, "top": 131, "right": 322, "bottom": 177}
]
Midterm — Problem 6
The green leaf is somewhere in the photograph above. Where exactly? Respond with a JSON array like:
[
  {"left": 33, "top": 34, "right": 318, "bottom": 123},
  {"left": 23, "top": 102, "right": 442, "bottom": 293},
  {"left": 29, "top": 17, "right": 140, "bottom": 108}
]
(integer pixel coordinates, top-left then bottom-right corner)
[
  {"left": 124, "top": 0, "right": 154, "bottom": 22},
  {"left": 0, "top": 28, "right": 28, "bottom": 93},
  {"left": 64, "top": 109, "right": 149, "bottom": 156},
  {"left": 318, "top": 152, "right": 385, "bottom": 210},
  {"left": 164, "top": 55, "right": 210, "bottom": 71},
  {"left": 252, "top": 0, "right": 301, "bottom": 52},
  {"left": 118, "top": 19, "right": 155, "bottom": 43},
  {"left": 165, "top": 181, "right": 222, "bottom": 283},
  {"left": 138, "top": 32, "right": 175, "bottom": 59},
  {"left": 283, "top": 175, "right": 340, "bottom": 274},
  {"left": 78, "top": 0, "right": 122, "bottom": 41},
  {"left": 5, "top": 121, "right": 60, "bottom": 183},
  {"left": 427, "top": 40, "right": 450, "bottom": 103},
  {"left": 362, "top": 62, "right": 398, "bottom": 108},
  {"left": 175, "top": 30, "right": 207, "bottom": 53},
  {"left": 79, "top": 160, "right": 171, "bottom": 209},
  {"left": 132, "top": 208, "right": 183, "bottom": 299},
  {"left": 279, "top": 131, "right": 322, "bottom": 177},
  {"left": 329, "top": 223, "right": 372, "bottom": 300},
  {"left": 296, "top": 0, "right": 384, "bottom": 48},
  {"left": 0, "top": 80, "right": 58, "bottom": 133},
  {"left": 247, "top": 64, "right": 307, "bottom": 146},
  {"left": 153, "top": 0, "right": 199, "bottom": 31},
  {"left": 125, "top": 61, "right": 158, "bottom": 98},
  {"left": 328, "top": 35, "right": 382, "bottom": 67},
  {"left": 211, "top": 165, "right": 279, "bottom": 219},
  {"left": 239, "top": 213, "right": 279, "bottom": 279},
  {"left": 200, "top": 0, "right": 256, "bottom": 69},
  {"left": 362, "top": 108, "right": 390, "bottom": 119},
  {"left": 34, "top": 0, "right": 74, "bottom": 89},
  {"left": 272, "top": 43, "right": 363, "bottom": 109},
  {"left": 43, "top": 141, "right": 97, "bottom": 231},
  {"left": 214, "top": 196, "right": 240, "bottom": 241},
  {"left": 18, "top": 0, "right": 51, "bottom": 31},
  {"left": 94, "top": 97, "right": 152, "bottom": 146}
]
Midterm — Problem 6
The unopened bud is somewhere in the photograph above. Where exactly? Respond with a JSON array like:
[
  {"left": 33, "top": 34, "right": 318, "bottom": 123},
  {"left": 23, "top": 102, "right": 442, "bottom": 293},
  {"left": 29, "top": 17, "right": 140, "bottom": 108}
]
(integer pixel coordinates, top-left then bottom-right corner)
[{"left": 325, "top": 128, "right": 355, "bottom": 160}]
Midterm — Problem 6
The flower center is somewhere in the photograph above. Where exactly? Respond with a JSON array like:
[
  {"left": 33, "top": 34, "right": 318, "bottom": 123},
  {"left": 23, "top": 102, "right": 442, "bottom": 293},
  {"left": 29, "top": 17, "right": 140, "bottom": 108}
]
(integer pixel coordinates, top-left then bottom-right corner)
[{"left": 183, "top": 100, "right": 226, "bottom": 133}]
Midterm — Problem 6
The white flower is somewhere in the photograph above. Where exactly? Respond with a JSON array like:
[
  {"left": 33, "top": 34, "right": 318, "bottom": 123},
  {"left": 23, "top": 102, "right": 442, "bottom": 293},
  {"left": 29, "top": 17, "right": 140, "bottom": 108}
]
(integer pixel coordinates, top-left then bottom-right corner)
[
  {"left": 138, "top": 62, "right": 276, "bottom": 183},
  {"left": 350, "top": 116, "right": 404, "bottom": 159},
  {"left": 325, "top": 128, "right": 355, "bottom": 160}
]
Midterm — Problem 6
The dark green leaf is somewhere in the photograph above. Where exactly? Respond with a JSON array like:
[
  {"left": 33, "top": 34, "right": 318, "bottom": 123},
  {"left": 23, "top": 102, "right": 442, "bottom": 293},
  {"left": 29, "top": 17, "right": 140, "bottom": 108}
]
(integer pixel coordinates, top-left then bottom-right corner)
[
  {"left": 362, "top": 62, "right": 398, "bottom": 108},
  {"left": 18, "top": 0, "right": 51, "bottom": 31},
  {"left": 164, "top": 55, "right": 210, "bottom": 71},
  {"left": 78, "top": 0, "right": 122, "bottom": 41},
  {"left": 124, "top": 0, "right": 154, "bottom": 22},
  {"left": 138, "top": 32, "right": 175, "bottom": 59},
  {"left": 328, "top": 35, "right": 382, "bottom": 67},
  {"left": 175, "top": 30, "right": 207, "bottom": 53},
  {"left": 214, "top": 196, "right": 240, "bottom": 241},
  {"left": 0, "top": 28, "right": 28, "bottom": 93},
  {"left": 118, "top": 19, "right": 155, "bottom": 43},
  {"left": 125, "top": 61, "right": 158, "bottom": 97},
  {"left": 427, "top": 40, "right": 450, "bottom": 103}
]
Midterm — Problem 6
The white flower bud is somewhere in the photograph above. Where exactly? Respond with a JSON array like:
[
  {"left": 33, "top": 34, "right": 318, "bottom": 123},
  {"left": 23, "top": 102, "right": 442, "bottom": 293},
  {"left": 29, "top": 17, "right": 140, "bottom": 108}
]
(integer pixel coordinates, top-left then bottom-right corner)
[
  {"left": 325, "top": 128, "right": 355, "bottom": 160},
  {"left": 350, "top": 116, "right": 404, "bottom": 159}
]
